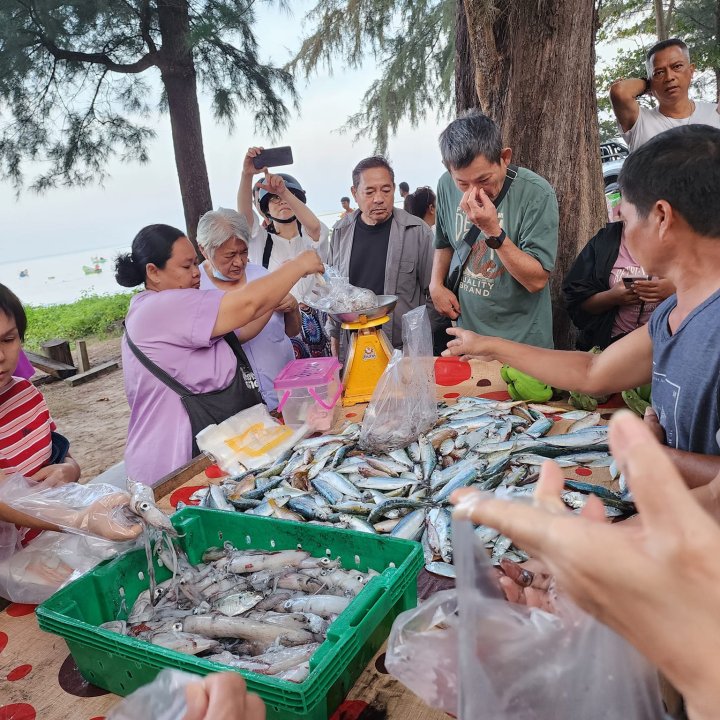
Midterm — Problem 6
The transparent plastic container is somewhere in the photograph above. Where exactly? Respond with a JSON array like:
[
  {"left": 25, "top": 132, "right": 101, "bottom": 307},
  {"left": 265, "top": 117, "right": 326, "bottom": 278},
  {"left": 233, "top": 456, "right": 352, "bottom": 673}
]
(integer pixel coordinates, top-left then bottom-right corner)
[{"left": 274, "top": 358, "right": 343, "bottom": 432}]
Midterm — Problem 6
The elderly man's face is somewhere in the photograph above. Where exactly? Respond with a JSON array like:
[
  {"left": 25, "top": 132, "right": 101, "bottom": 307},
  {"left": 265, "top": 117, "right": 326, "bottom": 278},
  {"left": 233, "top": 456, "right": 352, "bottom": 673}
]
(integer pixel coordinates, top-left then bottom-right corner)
[
  {"left": 449, "top": 148, "right": 512, "bottom": 201},
  {"left": 210, "top": 237, "right": 249, "bottom": 281},
  {"left": 649, "top": 46, "right": 695, "bottom": 105},
  {"left": 352, "top": 167, "right": 395, "bottom": 225}
]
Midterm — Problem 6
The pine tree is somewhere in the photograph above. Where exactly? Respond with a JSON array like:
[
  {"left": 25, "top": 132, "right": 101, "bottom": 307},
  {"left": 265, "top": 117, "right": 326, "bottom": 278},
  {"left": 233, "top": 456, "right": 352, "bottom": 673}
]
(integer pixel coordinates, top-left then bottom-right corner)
[{"left": 0, "top": 0, "right": 296, "bottom": 246}]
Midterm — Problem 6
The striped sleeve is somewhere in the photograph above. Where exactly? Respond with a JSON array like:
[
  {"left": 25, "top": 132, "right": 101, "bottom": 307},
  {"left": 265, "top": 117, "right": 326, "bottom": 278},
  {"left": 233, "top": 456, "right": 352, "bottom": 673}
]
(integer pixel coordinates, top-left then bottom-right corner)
[{"left": 0, "top": 378, "right": 55, "bottom": 478}]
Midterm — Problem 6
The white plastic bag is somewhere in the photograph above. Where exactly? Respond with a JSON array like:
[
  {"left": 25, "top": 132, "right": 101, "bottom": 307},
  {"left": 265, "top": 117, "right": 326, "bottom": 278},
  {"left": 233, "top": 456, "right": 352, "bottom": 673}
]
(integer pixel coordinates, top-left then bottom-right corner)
[
  {"left": 196, "top": 403, "right": 309, "bottom": 475},
  {"left": 359, "top": 306, "right": 437, "bottom": 451},
  {"left": 387, "top": 518, "right": 665, "bottom": 719},
  {"left": 385, "top": 589, "right": 460, "bottom": 716},
  {"left": 107, "top": 668, "right": 193, "bottom": 720},
  {"left": 0, "top": 529, "right": 133, "bottom": 604}
]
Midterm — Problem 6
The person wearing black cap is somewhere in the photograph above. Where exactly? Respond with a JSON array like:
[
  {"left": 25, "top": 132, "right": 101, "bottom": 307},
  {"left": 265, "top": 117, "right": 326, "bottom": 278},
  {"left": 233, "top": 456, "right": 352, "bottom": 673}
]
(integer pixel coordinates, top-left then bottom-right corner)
[{"left": 237, "top": 146, "right": 331, "bottom": 358}]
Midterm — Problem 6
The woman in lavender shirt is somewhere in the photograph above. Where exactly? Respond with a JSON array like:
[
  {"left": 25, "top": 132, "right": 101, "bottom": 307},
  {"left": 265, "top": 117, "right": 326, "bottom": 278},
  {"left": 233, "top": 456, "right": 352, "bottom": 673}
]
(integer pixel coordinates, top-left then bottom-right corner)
[
  {"left": 196, "top": 208, "right": 298, "bottom": 411},
  {"left": 116, "top": 224, "right": 323, "bottom": 486}
]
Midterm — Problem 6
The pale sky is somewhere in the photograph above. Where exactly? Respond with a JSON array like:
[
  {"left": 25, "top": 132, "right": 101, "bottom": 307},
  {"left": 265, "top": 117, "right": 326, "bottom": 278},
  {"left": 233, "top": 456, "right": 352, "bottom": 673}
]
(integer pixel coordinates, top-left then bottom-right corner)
[{"left": 0, "top": 2, "right": 448, "bottom": 264}]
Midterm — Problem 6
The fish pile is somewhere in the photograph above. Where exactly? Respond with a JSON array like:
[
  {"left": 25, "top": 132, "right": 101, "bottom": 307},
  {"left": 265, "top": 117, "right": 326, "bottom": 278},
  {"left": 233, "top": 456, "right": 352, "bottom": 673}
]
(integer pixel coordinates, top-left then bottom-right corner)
[
  {"left": 101, "top": 545, "right": 379, "bottom": 682},
  {"left": 188, "top": 397, "right": 633, "bottom": 578}
]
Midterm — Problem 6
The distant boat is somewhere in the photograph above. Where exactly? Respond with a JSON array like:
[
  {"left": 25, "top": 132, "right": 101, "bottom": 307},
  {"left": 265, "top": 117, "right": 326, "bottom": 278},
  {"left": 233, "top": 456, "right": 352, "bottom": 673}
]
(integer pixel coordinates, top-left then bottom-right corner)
[
  {"left": 90, "top": 256, "right": 107, "bottom": 264},
  {"left": 19, "top": 269, "right": 29, "bottom": 278},
  {"left": 83, "top": 264, "right": 102, "bottom": 275}
]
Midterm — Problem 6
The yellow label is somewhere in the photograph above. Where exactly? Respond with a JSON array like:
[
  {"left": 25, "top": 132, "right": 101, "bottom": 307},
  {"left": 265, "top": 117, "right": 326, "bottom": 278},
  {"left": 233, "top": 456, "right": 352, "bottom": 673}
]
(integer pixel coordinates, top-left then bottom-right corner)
[{"left": 224, "top": 423, "right": 293, "bottom": 457}]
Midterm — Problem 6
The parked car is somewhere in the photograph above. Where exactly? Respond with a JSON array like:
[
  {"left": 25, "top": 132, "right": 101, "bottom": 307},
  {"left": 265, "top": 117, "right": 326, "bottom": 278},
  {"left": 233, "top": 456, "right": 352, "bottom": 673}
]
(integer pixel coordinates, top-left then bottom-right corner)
[{"left": 601, "top": 140, "right": 628, "bottom": 192}]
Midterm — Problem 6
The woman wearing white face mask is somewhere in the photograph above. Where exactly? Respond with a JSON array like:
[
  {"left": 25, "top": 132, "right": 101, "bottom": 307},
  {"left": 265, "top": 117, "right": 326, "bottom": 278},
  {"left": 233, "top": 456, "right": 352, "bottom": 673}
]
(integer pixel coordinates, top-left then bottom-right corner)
[{"left": 196, "top": 208, "right": 299, "bottom": 411}]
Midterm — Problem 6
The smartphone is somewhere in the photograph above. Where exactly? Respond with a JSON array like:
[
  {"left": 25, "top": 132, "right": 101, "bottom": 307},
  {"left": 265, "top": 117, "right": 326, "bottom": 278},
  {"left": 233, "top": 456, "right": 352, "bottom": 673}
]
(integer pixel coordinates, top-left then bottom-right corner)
[
  {"left": 252, "top": 146, "right": 293, "bottom": 170},
  {"left": 622, "top": 275, "right": 652, "bottom": 287}
]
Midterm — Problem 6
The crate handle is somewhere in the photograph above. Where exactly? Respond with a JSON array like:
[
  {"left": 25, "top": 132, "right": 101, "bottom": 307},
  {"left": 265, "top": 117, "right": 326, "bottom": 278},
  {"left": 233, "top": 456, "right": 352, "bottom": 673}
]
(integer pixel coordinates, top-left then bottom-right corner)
[{"left": 334, "top": 577, "right": 391, "bottom": 642}]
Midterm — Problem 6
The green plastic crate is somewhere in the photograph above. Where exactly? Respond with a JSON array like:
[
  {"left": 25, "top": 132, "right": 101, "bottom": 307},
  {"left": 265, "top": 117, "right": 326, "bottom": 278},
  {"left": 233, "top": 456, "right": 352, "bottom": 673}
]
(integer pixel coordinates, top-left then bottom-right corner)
[{"left": 36, "top": 508, "right": 423, "bottom": 720}]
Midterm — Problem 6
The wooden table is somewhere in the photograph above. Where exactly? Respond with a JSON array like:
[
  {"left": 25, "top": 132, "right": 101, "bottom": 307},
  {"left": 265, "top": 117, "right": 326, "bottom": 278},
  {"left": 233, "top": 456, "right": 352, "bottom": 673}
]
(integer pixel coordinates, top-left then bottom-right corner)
[{"left": 0, "top": 359, "right": 621, "bottom": 720}]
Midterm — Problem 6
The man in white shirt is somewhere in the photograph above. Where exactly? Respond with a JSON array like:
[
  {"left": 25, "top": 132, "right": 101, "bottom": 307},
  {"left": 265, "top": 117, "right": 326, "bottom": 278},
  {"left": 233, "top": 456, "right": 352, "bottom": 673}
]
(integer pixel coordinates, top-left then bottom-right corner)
[{"left": 610, "top": 38, "right": 720, "bottom": 153}]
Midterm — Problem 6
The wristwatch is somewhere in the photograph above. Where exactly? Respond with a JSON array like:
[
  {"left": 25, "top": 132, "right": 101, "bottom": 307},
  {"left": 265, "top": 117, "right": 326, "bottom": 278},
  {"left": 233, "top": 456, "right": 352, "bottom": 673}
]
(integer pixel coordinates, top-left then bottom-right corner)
[{"left": 485, "top": 229, "right": 506, "bottom": 250}]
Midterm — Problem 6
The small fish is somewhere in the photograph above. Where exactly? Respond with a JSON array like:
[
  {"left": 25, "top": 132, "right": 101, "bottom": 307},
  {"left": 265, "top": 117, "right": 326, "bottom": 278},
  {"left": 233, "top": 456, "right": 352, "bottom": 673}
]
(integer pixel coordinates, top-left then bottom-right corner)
[{"left": 425, "top": 561, "right": 456, "bottom": 578}]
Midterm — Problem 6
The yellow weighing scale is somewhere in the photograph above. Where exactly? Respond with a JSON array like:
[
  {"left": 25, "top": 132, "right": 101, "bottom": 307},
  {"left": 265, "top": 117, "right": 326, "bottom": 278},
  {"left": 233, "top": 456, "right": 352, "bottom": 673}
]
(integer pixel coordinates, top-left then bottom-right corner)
[{"left": 328, "top": 295, "right": 398, "bottom": 407}]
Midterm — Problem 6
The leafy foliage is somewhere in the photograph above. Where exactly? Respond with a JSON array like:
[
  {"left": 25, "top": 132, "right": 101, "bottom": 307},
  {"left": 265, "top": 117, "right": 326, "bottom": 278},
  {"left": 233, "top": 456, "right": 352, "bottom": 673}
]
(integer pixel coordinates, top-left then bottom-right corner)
[
  {"left": 0, "top": 0, "right": 296, "bottom": 193},
  {"left": 23, "top": 291, "right": 134, "bottom": 350},
  {"left": 292, "top": 0, "right": 455, "bottom": 153}
]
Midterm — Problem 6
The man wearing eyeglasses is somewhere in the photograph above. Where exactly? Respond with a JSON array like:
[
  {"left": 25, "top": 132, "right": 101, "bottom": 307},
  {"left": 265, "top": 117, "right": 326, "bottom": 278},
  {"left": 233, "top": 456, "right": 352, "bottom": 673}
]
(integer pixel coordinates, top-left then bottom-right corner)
[{"left": 610, "top": 38, "right": 720, "bottom": 153}]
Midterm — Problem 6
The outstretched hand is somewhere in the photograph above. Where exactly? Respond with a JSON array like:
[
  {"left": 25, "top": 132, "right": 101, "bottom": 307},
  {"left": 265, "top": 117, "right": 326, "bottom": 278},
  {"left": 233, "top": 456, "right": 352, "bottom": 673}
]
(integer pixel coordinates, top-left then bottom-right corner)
[
  {"left": 451, "top": 410, "right": 720, "bottom": 720},
  {"left": 183, "top": 673, "right": 265, "bottom": 720},
  {"left": 257, "top": 170, "right": 287, "bottom": 198},
  {"left": 441, "top": 327, "right": 493, "bottom": 361}
]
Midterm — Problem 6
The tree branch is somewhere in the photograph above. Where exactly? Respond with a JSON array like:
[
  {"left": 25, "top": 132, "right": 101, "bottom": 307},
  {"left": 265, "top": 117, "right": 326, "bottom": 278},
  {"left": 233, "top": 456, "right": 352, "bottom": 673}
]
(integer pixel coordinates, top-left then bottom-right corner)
[{"left": 38, "top": 38, "right": 157, "bottom": 74}]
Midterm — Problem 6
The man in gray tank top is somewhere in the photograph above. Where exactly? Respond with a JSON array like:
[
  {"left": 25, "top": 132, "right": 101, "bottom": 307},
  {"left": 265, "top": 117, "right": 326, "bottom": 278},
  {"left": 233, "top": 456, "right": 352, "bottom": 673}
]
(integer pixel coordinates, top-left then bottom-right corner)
[{"left": 441, "top": 124, "right": 720, "bottom": 503}]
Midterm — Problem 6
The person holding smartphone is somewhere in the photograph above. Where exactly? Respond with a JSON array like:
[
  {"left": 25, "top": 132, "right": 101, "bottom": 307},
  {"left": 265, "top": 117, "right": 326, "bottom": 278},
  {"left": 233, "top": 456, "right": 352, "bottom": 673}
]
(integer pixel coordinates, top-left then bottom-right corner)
[
  {"left": 237, "top": 147, "right": 331, "bottom": 359},
  {"left": 563, "top": 221, "right": 675, "bottom": 349}
]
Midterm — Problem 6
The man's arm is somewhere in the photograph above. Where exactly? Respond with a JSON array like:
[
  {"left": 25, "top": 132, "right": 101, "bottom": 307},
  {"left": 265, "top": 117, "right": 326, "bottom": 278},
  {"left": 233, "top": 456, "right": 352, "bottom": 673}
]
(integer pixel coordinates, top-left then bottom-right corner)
[
  {"left": 443, "top": 323, "right": 654, "bottom": 396},
  {"left": 609, "top": 78, "right": 647, "bottom": 133},
  {"left": 462, "top": 187, "right": 554, "bottom": 293},
  {"left": 667, "top": 449, "right": 720, "bottom": 490},
  {"left": 429, "top": 247, "right": 460, "bottom": 319},
  {"left": 494, "top": 241, "right": 550, "bottom": 293}
]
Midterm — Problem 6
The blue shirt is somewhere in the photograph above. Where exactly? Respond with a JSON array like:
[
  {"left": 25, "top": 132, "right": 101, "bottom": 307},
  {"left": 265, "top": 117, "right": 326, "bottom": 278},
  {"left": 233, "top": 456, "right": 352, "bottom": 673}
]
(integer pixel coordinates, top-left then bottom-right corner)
[{"left": 647, "top": 289, "right": 720, "bottom": 454}]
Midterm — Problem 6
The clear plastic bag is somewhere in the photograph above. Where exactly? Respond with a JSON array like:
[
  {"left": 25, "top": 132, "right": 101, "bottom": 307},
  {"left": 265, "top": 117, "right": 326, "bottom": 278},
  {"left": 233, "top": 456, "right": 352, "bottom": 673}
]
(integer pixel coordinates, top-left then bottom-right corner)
[
  {"left": 302, "top": 266, "right": 378, "bottom": 312},
  {"left": 0, "top": 529, "right": 134, "bottom": 604},
  {"left": 0, "top": 474, "right": 140, "bottom": 540},
  {"left": 359, "top": 306, "right": 437, "bottom": 451},
  {"left": 385, "top": 589, "right": 460, "bottom": 716},
  {"left": 387, "top": 518, "right": 665, "bottom": 720},
  {"left": 108, "top": 668, "right": 192, "bottom": 719}
]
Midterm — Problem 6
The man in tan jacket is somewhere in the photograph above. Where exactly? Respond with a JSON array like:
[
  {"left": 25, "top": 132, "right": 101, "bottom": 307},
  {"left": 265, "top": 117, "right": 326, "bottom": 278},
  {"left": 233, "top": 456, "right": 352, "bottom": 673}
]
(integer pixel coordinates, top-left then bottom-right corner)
[{"left": 326, "top": 156, "right": 439, "bottom": 361}]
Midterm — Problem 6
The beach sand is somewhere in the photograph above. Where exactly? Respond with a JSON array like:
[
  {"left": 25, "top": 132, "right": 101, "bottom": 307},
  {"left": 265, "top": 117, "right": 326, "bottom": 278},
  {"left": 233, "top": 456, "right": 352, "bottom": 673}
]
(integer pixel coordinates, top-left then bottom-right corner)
[{"left": 38, "top": 336, "right": 129, "bottom": 481}]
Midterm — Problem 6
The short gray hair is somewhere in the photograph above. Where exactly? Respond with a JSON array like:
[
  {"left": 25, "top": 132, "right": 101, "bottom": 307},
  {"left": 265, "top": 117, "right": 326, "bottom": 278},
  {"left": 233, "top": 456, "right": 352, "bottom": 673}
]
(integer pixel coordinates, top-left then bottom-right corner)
[
  {"left": 196, "top": 207, "right": 250, "bottom": 258},
  {"left": 645, "top": 38, "right": 691, "bottom": 77},
  {"left": 438, "top": 109, "right": 503, "bottom": 170}
]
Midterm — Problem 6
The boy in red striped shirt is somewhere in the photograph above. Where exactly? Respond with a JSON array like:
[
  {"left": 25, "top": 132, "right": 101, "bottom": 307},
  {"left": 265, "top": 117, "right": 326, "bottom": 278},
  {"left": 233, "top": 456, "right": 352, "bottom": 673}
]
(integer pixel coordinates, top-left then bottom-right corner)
[{"left": 0, "top": 284, "right": 80, "bottom": 528}]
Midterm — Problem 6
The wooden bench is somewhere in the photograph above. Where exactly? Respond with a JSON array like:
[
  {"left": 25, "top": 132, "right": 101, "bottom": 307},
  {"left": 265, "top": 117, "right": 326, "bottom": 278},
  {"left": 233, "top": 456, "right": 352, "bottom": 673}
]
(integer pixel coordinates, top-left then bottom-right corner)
[{"left": 24, "top": 349, "right": 77, "bottom": 379}]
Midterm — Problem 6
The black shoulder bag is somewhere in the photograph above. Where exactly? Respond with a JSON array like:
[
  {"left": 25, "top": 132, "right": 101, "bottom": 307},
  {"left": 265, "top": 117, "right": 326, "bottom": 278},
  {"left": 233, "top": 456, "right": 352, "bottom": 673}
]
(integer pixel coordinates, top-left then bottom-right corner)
[
  {"left": 445, "top": 164, "right": 518, "bottom": 295},
  {"left": 124, "top": 328, "right": 262, "bottom": 457}
]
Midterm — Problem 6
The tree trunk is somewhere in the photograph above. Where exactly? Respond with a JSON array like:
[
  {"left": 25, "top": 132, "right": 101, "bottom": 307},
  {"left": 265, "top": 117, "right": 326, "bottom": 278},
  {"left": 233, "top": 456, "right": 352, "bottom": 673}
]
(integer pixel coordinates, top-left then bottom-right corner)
[
  {"left": 462, "top": 0, "right": 606, "bottom": 350},
  {"left": 716, "top": 0, "right": 720, "bottom": 103},
  {"left": 653, "top": 0, "right": 668, "bottom": 40},
  {"left": 455, "top": 0, "right": 479, "bottom": 113},
  {"left": 157, "top": 0, "right": 212, "bottom": 254}
]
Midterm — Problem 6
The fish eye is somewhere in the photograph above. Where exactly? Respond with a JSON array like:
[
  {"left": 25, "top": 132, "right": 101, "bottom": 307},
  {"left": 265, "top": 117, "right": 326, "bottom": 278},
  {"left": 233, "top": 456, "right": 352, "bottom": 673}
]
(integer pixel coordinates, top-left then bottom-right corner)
[
  {"left": 139, "top": 501, "right": 150, "bottom": 511},
  {"left": 172, "top": 622, "right": 183, "bottom": 632}
]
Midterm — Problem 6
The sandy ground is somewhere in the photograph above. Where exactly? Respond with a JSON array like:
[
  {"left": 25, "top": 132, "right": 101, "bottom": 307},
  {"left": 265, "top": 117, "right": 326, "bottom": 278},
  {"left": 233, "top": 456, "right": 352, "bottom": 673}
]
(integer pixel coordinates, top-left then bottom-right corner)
[{"left": 37, "top": 336, "right": 129, "bottom": 481}]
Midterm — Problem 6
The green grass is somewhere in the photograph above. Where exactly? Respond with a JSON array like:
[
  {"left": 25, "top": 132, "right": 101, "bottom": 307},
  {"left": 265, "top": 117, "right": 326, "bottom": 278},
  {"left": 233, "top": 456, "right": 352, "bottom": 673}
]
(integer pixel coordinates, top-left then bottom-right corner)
[{"left": 24, "top": 292, "right": 134, "bottom": 350}]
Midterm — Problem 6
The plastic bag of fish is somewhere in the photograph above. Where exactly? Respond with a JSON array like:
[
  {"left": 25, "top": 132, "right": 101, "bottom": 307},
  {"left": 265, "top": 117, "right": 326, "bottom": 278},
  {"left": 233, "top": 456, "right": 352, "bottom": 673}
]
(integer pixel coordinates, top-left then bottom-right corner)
[
  {"left": 100, "top": 544, "right": 381, "bottom": 683},
  {"left": 359, "top": 306, "right": 438, "bottom": 452},
  {"left": 386, "top": 518, "right": 665, "bottom": 720},
  {"left": 302, "top": 266, "right": 378, "bottom": 313}
]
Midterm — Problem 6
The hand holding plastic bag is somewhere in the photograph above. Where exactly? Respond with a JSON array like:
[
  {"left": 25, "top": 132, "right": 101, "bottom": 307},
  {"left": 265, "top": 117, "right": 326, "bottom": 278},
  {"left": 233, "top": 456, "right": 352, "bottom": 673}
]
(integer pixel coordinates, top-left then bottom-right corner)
[
  {"left": 108, "top": 669, "right": 265, "bottom": 720},
  {"left": 360, "top": 306, "right": 437, "bottom": 451},
  {"left": 386, "top": 516, "right": 664, "bottom": 719},
  {"left": 0, "top": 474, "right": 142, "bottom": 541}
]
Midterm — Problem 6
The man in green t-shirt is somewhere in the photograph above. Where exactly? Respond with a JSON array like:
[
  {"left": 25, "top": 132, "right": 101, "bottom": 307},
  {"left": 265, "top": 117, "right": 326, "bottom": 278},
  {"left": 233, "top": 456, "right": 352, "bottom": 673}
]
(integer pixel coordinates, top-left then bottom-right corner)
[{"left": 429, "top": 110, "right": 559, "bottom": 348}]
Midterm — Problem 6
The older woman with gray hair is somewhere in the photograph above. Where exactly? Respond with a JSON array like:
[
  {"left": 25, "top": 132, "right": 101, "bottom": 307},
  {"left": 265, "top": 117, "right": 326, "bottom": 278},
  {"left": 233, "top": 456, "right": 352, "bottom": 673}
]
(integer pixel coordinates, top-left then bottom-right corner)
[{"left": 197, "top": 208, "right": 299, "bottom": 410}]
